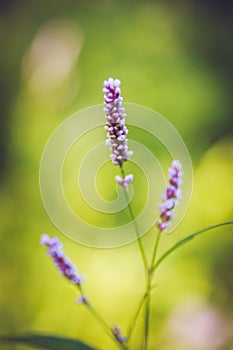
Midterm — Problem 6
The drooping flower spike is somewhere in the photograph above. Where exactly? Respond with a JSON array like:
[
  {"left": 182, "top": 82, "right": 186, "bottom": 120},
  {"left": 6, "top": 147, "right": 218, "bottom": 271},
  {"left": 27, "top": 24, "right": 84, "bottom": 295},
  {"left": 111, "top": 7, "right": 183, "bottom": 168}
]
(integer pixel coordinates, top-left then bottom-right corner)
[
  {"left": 157, "top": 160, "right": 183, "bottom": 232},
  {"left": 103, "top": 78, "right": 133, "bottom": 167},
  {"left": 40, "top": 234, "right": 85, "bottom": 286}
]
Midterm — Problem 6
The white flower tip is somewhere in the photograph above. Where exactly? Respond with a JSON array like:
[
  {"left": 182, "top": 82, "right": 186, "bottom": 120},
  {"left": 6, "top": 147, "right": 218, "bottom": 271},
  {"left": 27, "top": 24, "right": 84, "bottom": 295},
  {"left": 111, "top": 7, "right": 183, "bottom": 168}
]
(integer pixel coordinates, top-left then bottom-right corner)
[
  {"left": 127, "top": 150, "right": 133, "bottom": 158},
  {"left": 104, "top": 77, "right": 121, "bottom": 88},
  {"left": 125, "top": 174, "right": 134, "bottom": 183},
  {"left": 104, "top": 77, "right": 114, "bottom": 87},
  {"left": 172, "top": 159, "right": 182, "bottom": 171},
  {"left": 115, "top": 175, "right": 123, "bottom": 185},
  {"left": 114, "top": 78, "right": 121, "bottom": 87},
  {"left": 40, "top": 233, "right": 50, "bottom": 245}
]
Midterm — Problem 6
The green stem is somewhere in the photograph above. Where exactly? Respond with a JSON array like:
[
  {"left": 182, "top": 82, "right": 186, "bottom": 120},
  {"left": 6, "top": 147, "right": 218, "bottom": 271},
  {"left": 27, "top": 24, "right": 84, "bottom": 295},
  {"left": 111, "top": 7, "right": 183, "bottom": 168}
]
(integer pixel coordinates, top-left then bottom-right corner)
[
  {"left": 77, "top": 286, "right": 126, "bottom": 349},
  {"left": 127, "top": 293, "right": 148, "bottom": 342},
  {"left": 152, "top": 221, "right": 233, "bottom": 273},
  {"left": 87, "top": 305, "right": 112, "bottom": 339},
  {"left": 126, "top": 284, "right": 158, "bottom": 346},
  {"left": 120, "top": 166, "right": 148, "bottom": 271},
  {"left": 143, "top": 277, "right": 151, "bottom": 350},
  {"left": 120, "top": 165, "right": 150, "bottom": 348},
  {"left": 150, "top": 231, "right": 161, "bottom": 273},
  {"left": 87, "top": 304, "right": 127, "bottom": 350},
  {"left": 143, "top": 229, "right": 162, "bottom": 349}
]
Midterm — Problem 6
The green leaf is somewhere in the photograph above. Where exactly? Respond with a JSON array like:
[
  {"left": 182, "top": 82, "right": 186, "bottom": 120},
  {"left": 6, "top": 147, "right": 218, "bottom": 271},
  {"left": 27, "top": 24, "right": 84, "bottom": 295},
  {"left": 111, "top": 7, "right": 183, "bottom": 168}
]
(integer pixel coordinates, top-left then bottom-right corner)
[
  {"left": 0, "top": 334, "right": 98, "bottom": 350},
  {"left": 152, "top": 221, "right": 233, "bottom": 272}
]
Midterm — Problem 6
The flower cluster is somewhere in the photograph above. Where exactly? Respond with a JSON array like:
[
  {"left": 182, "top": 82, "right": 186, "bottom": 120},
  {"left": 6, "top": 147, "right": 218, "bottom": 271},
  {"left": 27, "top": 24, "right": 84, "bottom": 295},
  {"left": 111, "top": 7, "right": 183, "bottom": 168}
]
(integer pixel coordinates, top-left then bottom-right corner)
[
  {"left": 115, "top": 174, "right": 134, "bottom": 188},
  {"left": 103, "top": 77, "right": 133, "bottom": 167},
  {"left": 40, "top": 234, "right": 84, "bottom": 286},
  {"left": 157, "top": 160, "right": 183, "bottom": 231}
]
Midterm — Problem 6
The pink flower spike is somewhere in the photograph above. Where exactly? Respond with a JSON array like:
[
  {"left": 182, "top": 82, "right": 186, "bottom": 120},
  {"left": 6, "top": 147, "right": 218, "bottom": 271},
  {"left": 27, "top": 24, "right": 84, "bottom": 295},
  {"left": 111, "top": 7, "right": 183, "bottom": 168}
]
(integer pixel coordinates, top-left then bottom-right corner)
[
  {"left": 40, "top": 233, "right": 50, "bottom": 246},
  {"left": 103, "top": 78, "right": 133, "bottom": 167},
  {"left": 40, "top": 234, "right": 85, "bottom": 286},
  {"left": 157, "top": 160, "right": 183, "bottom": 232}
]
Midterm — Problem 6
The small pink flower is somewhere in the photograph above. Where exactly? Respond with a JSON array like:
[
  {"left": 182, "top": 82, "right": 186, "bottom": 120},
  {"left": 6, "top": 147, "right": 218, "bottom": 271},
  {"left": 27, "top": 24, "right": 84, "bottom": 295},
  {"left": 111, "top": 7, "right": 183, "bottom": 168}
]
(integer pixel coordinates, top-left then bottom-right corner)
[
  {"left": 111, "top": 325, "right": 127, "bottom": 344},
  {"left": 76, "top": 295, "right": 89, "bottom": 305},
  {"left": 115, "top": 174, "right": 134, "bottom": 188}
]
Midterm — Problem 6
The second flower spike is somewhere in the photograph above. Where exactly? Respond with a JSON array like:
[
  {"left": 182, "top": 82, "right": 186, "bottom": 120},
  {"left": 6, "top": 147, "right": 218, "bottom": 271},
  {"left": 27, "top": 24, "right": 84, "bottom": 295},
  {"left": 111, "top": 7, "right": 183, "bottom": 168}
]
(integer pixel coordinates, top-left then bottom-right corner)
[{"left": 157, "top": 160, "right": 183, "bottom": 232}]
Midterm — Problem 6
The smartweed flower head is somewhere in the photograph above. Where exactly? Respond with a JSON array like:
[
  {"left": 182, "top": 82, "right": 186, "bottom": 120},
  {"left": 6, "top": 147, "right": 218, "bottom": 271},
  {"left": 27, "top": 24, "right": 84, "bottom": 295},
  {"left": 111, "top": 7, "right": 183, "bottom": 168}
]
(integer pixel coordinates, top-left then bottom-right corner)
[
  {"left": 157, "top": 160, "right": 183, "bottom": 232},
  {"left": 40, "top": 234, "right": 85, "bottom": 286},
  {"left": 103, "top": 78, "right": 133, "bottom": 167}
]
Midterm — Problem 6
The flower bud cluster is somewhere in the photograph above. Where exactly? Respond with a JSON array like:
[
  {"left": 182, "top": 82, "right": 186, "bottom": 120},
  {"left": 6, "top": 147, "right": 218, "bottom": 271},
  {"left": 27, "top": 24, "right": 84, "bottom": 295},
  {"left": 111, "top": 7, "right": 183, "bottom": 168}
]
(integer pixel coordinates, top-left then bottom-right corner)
[
  {"left": 157, "top": 160, "right": 183, "bottom": 231},
  {"left": 115, "top": 174, "right": 134, "bottom": 188},
  {"left": 103, "top": 78, "right": 133, "bottom": 167},
  {"left": 40, "top": 234, "right": 84, "bottom": 286}
]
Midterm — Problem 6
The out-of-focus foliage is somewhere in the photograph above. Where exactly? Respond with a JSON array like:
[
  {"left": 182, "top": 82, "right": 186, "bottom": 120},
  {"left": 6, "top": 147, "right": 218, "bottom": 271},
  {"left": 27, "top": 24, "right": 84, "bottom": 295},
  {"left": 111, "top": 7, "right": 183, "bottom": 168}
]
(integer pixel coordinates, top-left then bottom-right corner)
[{"left": 0, "top": 1, "right": 233, "bottom": 349}]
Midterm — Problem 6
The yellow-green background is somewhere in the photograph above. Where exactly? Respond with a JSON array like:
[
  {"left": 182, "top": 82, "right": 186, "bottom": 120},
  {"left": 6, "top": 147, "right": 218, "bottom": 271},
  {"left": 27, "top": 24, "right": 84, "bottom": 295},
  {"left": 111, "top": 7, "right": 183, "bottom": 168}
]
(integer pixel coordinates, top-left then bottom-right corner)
[{"left": 0, "top": 1, "right": 233, "bottom": 349}]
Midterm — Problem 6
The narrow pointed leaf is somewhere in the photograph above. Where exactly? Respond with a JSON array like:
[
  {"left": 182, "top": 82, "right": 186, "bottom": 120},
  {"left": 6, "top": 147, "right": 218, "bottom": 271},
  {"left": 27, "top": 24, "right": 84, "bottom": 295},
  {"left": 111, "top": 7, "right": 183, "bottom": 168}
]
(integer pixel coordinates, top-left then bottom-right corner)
[
  {"left": 152, "top": 221, "right": 233, "bottom": 272},
  {"left": 0, "top": 334, "right": 98, "bottom": 350}
]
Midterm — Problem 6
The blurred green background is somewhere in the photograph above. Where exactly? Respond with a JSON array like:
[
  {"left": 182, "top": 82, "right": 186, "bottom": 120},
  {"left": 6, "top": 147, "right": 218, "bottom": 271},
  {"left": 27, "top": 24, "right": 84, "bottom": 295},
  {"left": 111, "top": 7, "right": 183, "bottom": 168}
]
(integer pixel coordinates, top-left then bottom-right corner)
[{"left": 0, "top": 0, "right": 233, "bottom": 349}]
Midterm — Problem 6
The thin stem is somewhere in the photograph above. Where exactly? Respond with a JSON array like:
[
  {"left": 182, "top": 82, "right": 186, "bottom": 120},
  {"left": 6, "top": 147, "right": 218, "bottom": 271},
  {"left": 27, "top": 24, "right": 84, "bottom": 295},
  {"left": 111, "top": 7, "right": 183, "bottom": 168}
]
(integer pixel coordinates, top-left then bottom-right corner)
[
  {"left": 88, "top": 305, "right": 113, "bottom": 340},
  {"left": 120, "top": 166, "right": 148, "bottom": 271},
  {"left": 87, "top": 304, "right": 127, "bottom": 350},
  {"left": 152, "top": 221, "right": 233, "bottom": 274},
  {"left": 143, "top": 277, "right": 151, "bottom": 350},
  {"left": 150, "top": 231, "right": 161, "bottom": 273},
  {"left": 142, "top": 230, "right": 162, "bottom": 350},
  {"left": 120, "top": 165, "right": 150, "bottom": 348},
  {"left": 127, "top": 293, "right": 147, "bottom": 342},
  {"left": 79, "top": 288, "right": 111, "bottom": 337},
  {"left": 77, "top": 286, "right": 126, "bottom": 349}
]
